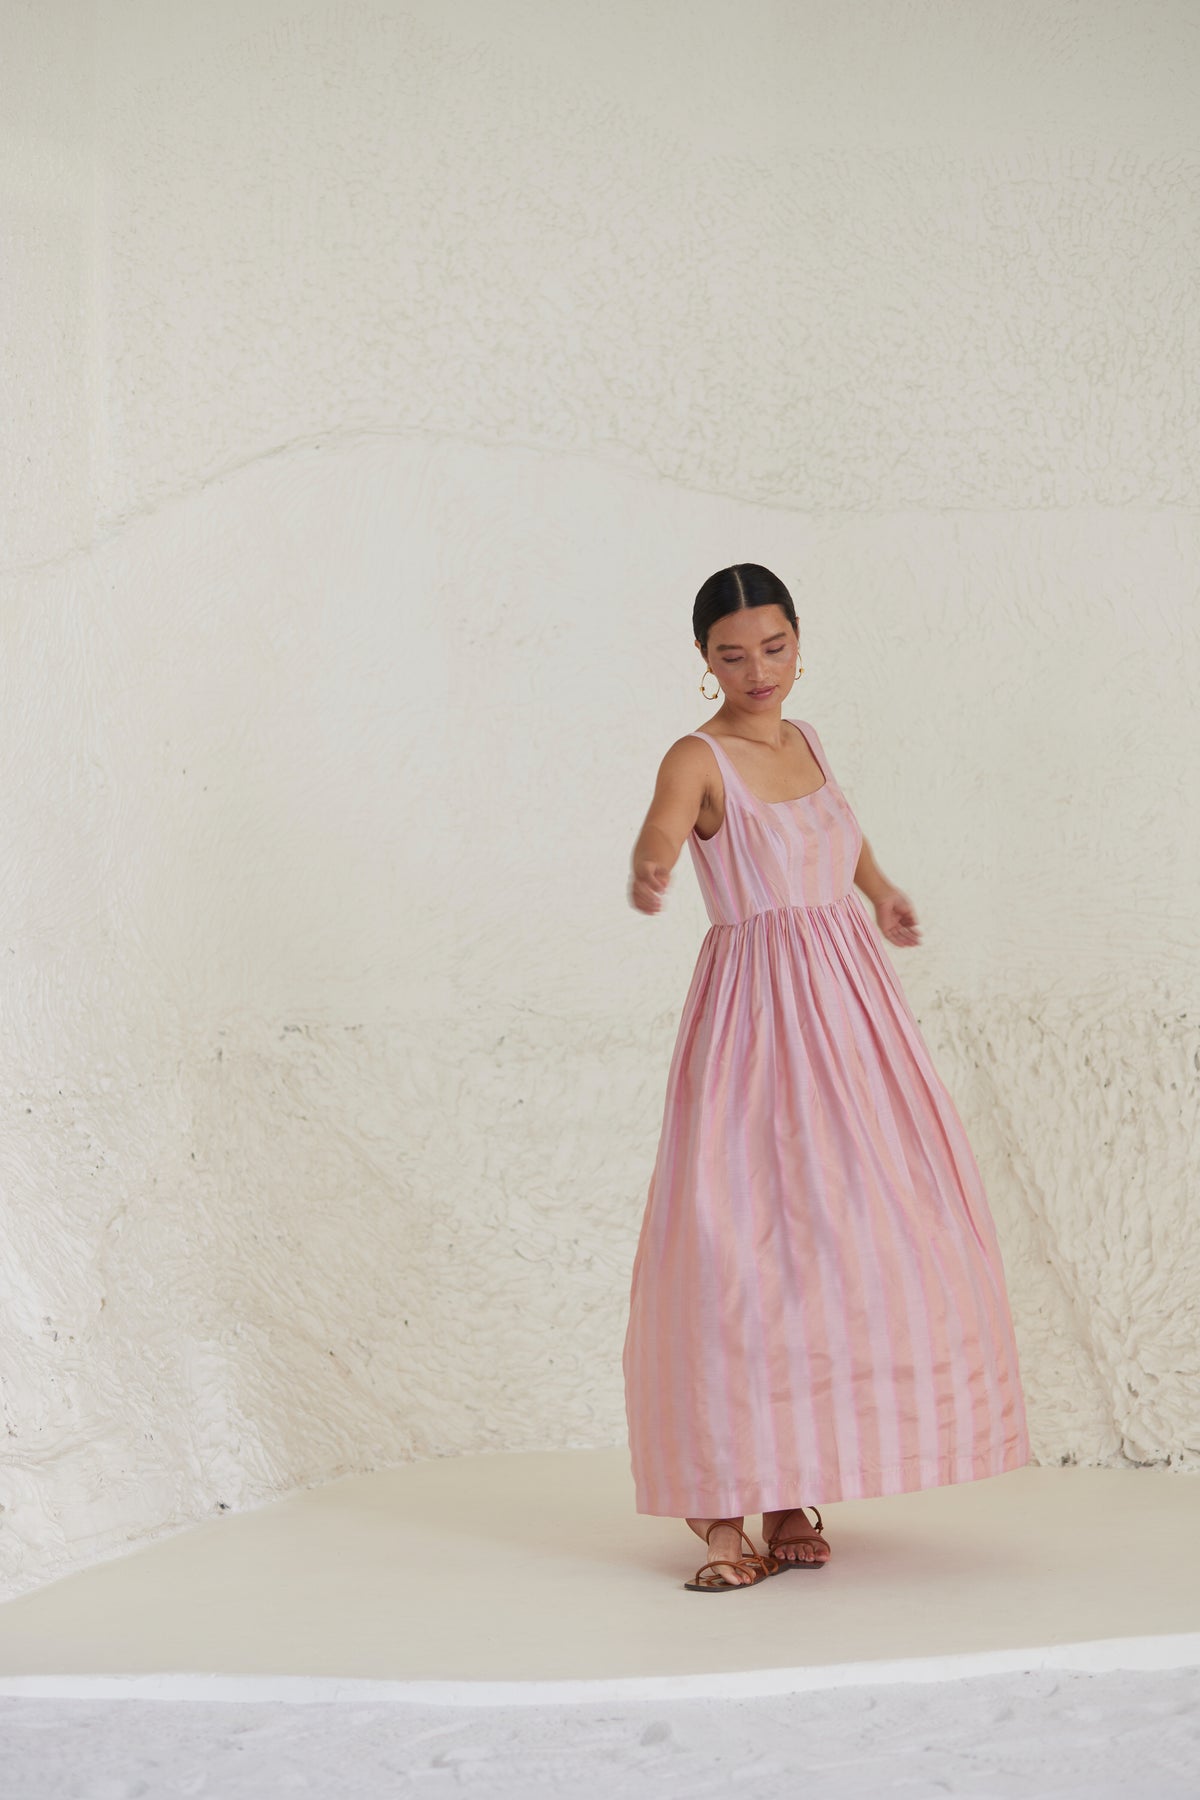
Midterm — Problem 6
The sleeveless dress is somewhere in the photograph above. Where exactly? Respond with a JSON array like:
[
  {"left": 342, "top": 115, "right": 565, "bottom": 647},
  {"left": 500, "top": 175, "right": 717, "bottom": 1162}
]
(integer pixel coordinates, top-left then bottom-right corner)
[{"left": 622, "top": 718, "right": 1031, "bottom": 1517}]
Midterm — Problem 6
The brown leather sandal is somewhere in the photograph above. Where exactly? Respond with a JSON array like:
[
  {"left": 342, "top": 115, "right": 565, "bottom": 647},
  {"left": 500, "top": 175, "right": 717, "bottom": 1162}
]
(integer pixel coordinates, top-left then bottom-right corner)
[
  {"left": 684, "top": 1519, "right": 781, "bottom": 1592},
  {"left": 764, "top": 1504, "right": 830, "bottom": 1570}
]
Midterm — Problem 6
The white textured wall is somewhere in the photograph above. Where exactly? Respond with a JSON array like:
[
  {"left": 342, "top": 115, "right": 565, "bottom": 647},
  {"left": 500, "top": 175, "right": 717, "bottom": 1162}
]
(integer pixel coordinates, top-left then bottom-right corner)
[{"left": 2, "top": 0, "right": 1198, "bottom": 1597}]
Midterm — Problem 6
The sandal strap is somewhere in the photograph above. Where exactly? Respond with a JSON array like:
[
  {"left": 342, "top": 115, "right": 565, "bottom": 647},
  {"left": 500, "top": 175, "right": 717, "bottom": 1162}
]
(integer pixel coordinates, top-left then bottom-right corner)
[
  {"left": 693, "top": 1552, "right": 775, "bottom": 1586},
  {"left": 692, "top": 1519, "right": 788, "bottom": 1584},
  {"left": 766, "top": 1505, "right": 826, "bottom": 1550},
  {"left": 704, "top": 1518, "right": 759, "bottom": 1558}
]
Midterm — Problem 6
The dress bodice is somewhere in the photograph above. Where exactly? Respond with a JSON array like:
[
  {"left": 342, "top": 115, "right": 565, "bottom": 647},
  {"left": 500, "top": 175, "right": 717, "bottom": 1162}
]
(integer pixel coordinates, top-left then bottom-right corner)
[{"left": 685, "top": 718, "right": 864, "bottom": 925}]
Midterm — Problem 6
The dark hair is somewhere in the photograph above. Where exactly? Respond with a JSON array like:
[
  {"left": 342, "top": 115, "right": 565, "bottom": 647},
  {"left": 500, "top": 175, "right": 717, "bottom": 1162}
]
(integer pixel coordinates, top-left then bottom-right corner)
[{"left": 693, "top": 564, "right": 798, "bottom": 658}]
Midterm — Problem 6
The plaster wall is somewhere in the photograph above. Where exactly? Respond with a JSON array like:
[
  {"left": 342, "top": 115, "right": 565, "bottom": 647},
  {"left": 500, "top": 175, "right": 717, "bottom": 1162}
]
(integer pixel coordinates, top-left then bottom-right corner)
[{"left": 2, "top": 0, "right": 1198, "bottom": 1596}]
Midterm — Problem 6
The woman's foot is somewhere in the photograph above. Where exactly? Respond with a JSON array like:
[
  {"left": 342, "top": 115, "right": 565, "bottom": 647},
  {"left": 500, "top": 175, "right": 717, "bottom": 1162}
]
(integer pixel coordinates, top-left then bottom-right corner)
[
  {"left": 762, "top": 1505, "right": 830, "bottom": 1565},
  {"left": 685, "top": 1515, "right": 761, "bottom": 1585}
]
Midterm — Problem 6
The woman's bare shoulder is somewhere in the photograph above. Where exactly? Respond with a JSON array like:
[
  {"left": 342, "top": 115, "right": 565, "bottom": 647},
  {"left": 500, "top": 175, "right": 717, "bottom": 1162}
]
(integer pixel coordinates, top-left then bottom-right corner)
[
  {"left": 657, "top": 728, "right": 713, "bottom": 768},
  {"left": 650, "top": 730, "right": 721, "bottom": 794}
]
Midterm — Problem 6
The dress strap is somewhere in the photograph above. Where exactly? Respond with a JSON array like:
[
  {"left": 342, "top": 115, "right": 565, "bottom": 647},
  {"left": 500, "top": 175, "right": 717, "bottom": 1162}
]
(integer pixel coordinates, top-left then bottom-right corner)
[
  {"left": 692, "top": 723, "right": 832, "bottom": 799},
  {"left": 688, "top": 730, "right": 746, "bottom": 806},
  {"left": 786, "top": 718, "right": 832, "bottom": 785}
]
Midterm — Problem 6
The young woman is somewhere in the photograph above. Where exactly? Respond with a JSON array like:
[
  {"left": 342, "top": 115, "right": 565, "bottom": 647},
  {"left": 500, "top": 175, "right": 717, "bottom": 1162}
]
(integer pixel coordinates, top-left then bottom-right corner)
[{"left": 623, "top": 564, "right": 1030, "bottom": 1593}]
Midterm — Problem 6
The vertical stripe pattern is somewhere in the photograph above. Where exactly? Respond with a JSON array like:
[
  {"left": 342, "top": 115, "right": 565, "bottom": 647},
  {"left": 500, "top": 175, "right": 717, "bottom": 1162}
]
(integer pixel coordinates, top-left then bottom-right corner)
[{"left": 621, "top": 719, "right": 1031, "bottom": 1516}]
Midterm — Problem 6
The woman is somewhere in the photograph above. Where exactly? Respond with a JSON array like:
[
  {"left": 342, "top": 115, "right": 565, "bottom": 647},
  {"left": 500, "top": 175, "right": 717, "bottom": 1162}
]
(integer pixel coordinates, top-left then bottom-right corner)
[{"left": 622, "top": 564, "right": 1030, "bottom": 1593}]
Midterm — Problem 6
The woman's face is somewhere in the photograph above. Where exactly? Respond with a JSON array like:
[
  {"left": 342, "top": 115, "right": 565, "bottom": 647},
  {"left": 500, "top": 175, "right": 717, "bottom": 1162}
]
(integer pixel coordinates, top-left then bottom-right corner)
[{"left": 697, "top": 606, "right": 797, "bottom": 708}]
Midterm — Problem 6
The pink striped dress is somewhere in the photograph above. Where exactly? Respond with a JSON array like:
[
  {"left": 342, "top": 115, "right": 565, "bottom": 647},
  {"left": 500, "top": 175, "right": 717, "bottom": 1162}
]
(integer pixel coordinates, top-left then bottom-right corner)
[{"left": 622, "top": 717, "right": 1031, "bottom": 1517}]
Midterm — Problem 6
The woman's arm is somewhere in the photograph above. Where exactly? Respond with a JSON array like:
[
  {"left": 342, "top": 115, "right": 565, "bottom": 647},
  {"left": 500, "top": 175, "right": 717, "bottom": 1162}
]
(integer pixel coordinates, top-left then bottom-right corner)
[
  {"left": 855, "top": 836, "right": 922, "bottom": 948},
  {"left": 853, "top": 835, "right": 892, "bottom": 906},
  {"left": 628, "top": 738, "right": 711, "bottom": 915}
]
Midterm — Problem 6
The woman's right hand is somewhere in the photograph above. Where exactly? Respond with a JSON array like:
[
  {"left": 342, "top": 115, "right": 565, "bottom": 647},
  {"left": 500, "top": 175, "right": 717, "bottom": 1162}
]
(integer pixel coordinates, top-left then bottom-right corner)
[{"left": 629, "top": 859, "right": 672, "bottom": 915}]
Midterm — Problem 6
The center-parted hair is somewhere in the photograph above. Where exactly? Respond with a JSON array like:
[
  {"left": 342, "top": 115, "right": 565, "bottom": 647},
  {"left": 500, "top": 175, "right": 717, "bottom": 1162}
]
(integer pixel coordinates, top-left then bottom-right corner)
[{"left": 693, "top": 564, "right": 799, "bottom": 658}]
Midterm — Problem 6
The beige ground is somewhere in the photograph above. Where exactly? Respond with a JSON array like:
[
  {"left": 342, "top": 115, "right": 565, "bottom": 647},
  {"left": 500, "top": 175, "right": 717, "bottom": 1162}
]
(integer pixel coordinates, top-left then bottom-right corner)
[{"left": 0, "top": 1453, "right": 1197, "bottom": 1693}]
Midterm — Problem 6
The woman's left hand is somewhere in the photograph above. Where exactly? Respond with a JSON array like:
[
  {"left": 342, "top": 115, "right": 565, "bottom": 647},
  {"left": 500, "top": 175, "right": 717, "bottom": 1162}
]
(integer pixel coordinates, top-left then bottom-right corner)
[{"left": 874, "top": 887, "right": 921, "bottom": 947}]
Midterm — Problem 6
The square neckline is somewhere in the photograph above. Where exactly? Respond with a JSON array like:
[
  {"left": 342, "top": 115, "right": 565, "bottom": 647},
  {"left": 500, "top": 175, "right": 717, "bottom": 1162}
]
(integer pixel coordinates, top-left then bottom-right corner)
[{"left": 694, "top": 718, "right": 829, "bottom": 807}]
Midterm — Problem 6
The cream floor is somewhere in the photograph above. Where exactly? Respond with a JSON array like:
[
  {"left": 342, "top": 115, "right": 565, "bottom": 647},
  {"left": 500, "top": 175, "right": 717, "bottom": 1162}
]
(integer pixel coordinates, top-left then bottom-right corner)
[{"left": 0, "top": 1451, "right": 1197, "bottom": 1700}]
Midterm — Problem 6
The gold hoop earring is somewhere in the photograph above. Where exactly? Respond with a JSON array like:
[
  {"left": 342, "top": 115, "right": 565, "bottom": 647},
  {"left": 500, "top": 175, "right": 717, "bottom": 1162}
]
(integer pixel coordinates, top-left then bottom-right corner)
[
  {"left": 795, "top": 652, "right": 804, "bottom": 678},
  {"left": 700, "top": 669, "right": 720, "bottom": 701}
]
